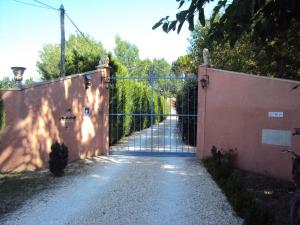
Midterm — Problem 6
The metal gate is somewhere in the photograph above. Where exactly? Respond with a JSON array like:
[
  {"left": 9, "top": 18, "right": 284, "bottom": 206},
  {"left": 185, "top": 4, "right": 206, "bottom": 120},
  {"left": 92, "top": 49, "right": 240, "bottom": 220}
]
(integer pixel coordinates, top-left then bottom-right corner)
[{"left": 109, "top": 75, "right": 197, "bottom": 156}]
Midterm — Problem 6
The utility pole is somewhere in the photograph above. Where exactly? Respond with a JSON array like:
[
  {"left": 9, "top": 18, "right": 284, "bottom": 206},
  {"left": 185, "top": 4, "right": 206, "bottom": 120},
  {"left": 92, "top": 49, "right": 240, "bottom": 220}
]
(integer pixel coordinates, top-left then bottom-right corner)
[{"left": 60, "top": 4, "right": 66, "bottom": 77}]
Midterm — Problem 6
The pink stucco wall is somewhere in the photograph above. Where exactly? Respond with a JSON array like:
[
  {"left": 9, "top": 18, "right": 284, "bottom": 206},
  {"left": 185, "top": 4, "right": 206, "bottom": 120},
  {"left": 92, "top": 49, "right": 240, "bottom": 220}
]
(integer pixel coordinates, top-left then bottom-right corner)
[
  {"left": 197, "top": 65, "right": 300, "bottom": 181},
  {"left": 0, "top": 67, "right": 110, "bottom": 172}
]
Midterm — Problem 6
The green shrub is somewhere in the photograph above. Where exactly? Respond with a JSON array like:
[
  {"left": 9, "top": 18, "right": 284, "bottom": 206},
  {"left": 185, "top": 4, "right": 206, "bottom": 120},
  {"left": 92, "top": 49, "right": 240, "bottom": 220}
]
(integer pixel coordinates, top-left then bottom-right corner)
[
  {"left": 202, "top": 146, "right": 273, "bottom": 225},
  {"left": 176, "top": 79, "right": 198, "bottom": 146},
  {"left": 109, "top": 77, "right": 170, "bottom": 145},
  {"left": 48, "top": 142, "right": 68, "bottom": 177}
]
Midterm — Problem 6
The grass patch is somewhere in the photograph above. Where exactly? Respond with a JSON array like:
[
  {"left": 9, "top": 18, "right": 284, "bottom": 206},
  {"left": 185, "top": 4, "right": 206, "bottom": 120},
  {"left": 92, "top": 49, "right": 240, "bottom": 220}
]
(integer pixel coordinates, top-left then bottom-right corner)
[{"left": 202, "top": 147, "right": 292, "bottom": 225}]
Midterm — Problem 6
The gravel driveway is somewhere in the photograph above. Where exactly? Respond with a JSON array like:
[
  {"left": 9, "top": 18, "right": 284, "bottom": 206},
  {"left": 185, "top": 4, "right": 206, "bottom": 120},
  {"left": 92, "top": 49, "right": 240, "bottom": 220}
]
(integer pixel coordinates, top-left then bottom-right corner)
[{"left": 0, "top": 156, "right": 242, "bottom": 225}]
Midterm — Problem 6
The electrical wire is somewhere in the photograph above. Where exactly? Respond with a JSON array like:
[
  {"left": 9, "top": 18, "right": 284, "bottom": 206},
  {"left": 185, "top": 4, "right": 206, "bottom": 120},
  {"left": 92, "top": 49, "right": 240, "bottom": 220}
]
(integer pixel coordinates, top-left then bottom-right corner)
[
  {"left": 32, "top": 0, "right": 58, "bottom": 11},
  {"left": 10, "top": 0, "right": 54, "bottom": 10},
  {"left": 11, "top": 0, "right": 88, "bottom": 40},
  {"left": 65, "top": 13, "right": 86, "bottom": 38}
]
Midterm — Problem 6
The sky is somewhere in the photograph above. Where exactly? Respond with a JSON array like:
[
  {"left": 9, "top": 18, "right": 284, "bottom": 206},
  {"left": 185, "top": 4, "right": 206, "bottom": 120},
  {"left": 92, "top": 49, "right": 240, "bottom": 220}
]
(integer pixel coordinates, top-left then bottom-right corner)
[{"left": 0, "top": 0, "right": 217, "bottom": 81}]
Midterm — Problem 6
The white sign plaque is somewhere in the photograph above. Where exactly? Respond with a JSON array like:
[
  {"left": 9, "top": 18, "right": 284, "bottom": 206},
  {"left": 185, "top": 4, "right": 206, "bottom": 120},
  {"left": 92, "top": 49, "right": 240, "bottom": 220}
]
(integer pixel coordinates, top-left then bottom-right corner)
[
  {"left": 268, "top": 112, "right": 283, "bottom": 118},
  {"left": 262, "top": 129, "right": 292, "bottom": 146}
]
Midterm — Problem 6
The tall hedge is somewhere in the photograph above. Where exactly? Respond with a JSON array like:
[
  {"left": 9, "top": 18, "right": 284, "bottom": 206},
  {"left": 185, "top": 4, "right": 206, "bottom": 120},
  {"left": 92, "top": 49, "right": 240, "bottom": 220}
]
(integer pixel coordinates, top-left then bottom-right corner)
[
  {"left": 109, "top": 78, "right": 169, "bottom": 146},
  {"left": 176, "top": 79, "right": 198, "bottom": 146}
]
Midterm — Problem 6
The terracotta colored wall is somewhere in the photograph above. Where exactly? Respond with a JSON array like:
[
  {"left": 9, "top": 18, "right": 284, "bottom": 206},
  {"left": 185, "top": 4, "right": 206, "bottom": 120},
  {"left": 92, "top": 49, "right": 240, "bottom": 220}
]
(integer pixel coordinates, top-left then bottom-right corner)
[
  {"left": 197, "top": 65, "right": 300, "bottom": 181},
  {"left": 0, "top": 67, "right": 110, "bottom": 172}
]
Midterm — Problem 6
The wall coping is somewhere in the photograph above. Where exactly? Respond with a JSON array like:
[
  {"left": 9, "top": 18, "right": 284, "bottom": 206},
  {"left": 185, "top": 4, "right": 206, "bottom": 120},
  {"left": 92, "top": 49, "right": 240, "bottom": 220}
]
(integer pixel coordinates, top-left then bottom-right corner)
[
  {"left": 0, "top": 69, "right": 99, "bottom": 92},
  {"left": 199, "top": 65, "right": 300, "bottom": 85}
]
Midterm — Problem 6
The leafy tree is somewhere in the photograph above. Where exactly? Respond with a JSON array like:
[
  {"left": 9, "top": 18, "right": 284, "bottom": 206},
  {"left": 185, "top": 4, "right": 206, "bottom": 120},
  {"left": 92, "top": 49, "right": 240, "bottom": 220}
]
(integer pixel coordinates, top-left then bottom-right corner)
[
  {"left": 37, "top": 34, "right": 105, "bottom": 80},
  {"left": 148, "top": 58, "right": 171, "bottom": 77},
  {"left": 25, "top": 77, "right": 35, "bottom": 86},
  {"left": 36, "top": 44, "right": 60, "bottom": 80},
  {"left": 148, "top": 58, "right": 171, "bottom": 94},
  {"left": 189, "top": 21, "right": 300, "bottom": 80},
  {"left": 189, "top": 22, "right": 257, "bottom": 72},
  {"left": 113, "top": 37, "right": 171, "bottom": 80},
  {"left": 135, "top": 59, "right": 152, "bottom": 77},
  {"left": 0, "top": 77, "right": 15, "bottom": 89},
  {"left": 153, "top": 0, "right": 300, "bottom": 45},
  {"left": 171, "top": 55, "right": 196, "bottom": 76},
  {"left": 108, "top": 52, "right": 129, "bottom": 78},
  {"left": 114, "top": 35, "right": 140, "bottom": 76},
  {"left": 154, "top": 1, "right": 300, "bottom": 79},
  {"left": 66, "top": 34, "right": 105, "bottom": 75}
]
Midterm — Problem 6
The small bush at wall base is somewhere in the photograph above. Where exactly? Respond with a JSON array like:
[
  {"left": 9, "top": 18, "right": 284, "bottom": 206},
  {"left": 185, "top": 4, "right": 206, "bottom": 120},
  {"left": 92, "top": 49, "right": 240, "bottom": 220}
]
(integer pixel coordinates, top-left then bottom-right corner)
[
  {"left": 202, "top": 146, "right": 273, "bottom": 225},
  {"left": 48, "top": 142, "right": 68, "bottom": 177}
]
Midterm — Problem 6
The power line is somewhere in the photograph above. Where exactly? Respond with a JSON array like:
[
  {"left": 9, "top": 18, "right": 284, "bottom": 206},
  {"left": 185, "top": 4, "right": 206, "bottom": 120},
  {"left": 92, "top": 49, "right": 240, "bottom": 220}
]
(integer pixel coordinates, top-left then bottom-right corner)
[
  {"left": 32, "top": 0, "right": 58, "bottom": 11},
  {"left": 10, "top": 0, "right": 54, "bottom": 10},
  {"left": 65, "top": 13, "right": 86, "bottom": 38}
]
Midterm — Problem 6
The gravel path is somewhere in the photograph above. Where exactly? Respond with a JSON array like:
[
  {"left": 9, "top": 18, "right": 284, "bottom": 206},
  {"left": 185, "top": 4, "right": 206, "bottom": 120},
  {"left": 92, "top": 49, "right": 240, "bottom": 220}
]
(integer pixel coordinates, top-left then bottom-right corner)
[{"left": 0, "top": 156, "right": 243, "bottom": 225}]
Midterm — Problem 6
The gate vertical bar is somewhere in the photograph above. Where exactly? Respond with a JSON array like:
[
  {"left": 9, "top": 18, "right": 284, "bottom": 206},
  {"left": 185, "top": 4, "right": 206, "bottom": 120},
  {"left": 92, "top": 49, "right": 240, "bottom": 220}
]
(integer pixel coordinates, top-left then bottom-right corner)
[
  {"left": 122, "top": 79, "right": 125, "bottom": 150},
  {"left": 108, "top": 75, "right": 197, "bottom": 155},
  {"left": 188, "top": 78, "right": 190, "bottom": 152},
  {"left": 150, "top": 75, "right": 154, "bottom": 152},
  {"left": 133, "top": 78, "right": 136, "bottom": 151}
]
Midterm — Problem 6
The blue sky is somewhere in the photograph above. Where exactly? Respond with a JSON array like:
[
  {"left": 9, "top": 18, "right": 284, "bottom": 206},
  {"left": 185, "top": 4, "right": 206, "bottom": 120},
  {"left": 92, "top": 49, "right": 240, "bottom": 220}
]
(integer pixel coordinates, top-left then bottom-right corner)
[{"left": 0, "top": 0, "right": 216, "bottom": 81}]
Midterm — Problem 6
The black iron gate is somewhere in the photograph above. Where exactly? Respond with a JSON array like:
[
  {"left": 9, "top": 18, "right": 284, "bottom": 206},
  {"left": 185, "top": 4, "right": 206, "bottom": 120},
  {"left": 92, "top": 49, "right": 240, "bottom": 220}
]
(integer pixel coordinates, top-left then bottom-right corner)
[{"left": 109, "top": 75, "right": 197, "bottom": 156}]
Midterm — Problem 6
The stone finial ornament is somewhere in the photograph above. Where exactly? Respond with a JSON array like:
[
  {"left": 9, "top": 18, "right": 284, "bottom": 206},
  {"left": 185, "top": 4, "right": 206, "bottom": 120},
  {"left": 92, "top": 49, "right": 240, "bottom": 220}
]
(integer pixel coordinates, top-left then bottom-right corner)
[
  {"left": 203, "top": 48, "right": 211, "bottom": 66},
  {"left": 11, "top": 66, "right": 26, "bottom": 88},
  {"left": 99, "top": 53, "right": 110, "bottom": 67}
]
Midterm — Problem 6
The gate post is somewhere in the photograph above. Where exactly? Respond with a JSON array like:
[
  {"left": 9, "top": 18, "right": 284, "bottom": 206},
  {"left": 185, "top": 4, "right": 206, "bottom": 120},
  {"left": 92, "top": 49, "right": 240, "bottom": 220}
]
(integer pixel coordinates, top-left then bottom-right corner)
[
  {"left": 96, "top": 56, "right": 110, "bottom": 156},
  {"left": 197, "top": 65, "right": 209, "bottom": 159}
]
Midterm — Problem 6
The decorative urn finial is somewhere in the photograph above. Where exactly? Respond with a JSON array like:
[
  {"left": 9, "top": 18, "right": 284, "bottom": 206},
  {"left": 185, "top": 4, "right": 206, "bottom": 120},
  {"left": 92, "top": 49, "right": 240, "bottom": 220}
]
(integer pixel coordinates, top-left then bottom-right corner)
[
  {"left": 11, "top": 66, "right": 26, "bottom": 88},
  {"left": 98, "top": 53, "right": 109, "bottom": 67},
  {"left": 203, "top": 48, "right": 211, "bottom": 66}
]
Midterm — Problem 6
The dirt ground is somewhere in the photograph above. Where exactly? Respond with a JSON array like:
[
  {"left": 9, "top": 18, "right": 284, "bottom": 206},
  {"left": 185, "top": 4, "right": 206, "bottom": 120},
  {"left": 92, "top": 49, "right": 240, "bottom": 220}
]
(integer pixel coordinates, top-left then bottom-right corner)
[
  {"left": 237, "top": 170, "right": 292, "bottom": 225},
  {"left": 0, "top": 157, "right": 101, "bottom": 218}
]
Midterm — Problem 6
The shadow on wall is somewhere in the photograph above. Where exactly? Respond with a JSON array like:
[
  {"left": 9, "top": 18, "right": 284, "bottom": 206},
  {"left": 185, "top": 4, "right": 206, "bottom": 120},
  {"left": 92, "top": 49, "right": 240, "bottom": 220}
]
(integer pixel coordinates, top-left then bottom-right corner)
[{"left": 0, "top": 70, "right": 109, "bottom": 172}]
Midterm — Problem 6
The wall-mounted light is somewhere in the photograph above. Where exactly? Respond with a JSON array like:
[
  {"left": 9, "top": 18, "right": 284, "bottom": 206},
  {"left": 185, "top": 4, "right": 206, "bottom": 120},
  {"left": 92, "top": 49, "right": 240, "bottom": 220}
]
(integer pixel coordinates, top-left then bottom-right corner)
[
  {"left": 11, "top": 66, "right": 26, "bottom": 88},
  {"left": 84, "top": 74, "right": 92, "bottom": 89},
  {"left": 104, "top": 78, "right": 111, "bottom": 89},
  {"left": 200, "top": 75, "right": 209, "bottom": 88},
  {"left": 293, "top": 128, "right": 300, "bottom": 136}
]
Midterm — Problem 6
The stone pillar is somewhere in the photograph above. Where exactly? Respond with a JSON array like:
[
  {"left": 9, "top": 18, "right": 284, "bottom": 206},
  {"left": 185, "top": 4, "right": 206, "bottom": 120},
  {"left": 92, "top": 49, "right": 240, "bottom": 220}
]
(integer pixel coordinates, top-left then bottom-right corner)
[
  {"left": 197, "top": 65, "right": 209, "bottom": 159},
  {"left": 96, "top": 56, "right": 110, "bottom": 156}
]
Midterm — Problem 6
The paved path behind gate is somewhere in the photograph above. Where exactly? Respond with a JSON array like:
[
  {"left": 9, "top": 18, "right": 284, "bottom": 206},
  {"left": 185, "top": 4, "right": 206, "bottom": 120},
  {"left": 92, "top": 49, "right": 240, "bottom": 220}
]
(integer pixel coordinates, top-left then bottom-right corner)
[
  {"left": 1, "top": 156, "right": 242, "bottom": 225},
  {"left": 110, "top": 107, "right": 195, "bottom": 153}
]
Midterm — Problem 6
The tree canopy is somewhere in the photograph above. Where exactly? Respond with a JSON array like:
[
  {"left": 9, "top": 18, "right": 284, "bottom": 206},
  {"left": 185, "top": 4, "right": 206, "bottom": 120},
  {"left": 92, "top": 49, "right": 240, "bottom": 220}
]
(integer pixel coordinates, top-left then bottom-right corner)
[
  {"left": 37, "top": 34, "right": 172, "bottom": 81},
  {"left": 0, "top": 77, "right": 15, "bottom": 89},
  {"left": 154, "top": 0, "right": 300, "bottom": 80},
  {"left": 153, "top": 0, "right": 300, "bottom": 45},
  {"left": 171, "top": 55, "right": 196, "bottom": 76},
  {"left": 114, "top": 35, "right": 140, "bottom": 76},
  {"left": 112, "top": 36, "right": 171, "bottom": 78},
  {"left": 148, "top": 58, "right": 171, "bottom": 77},
  {"left": 188, "top": 19, "right": 300, "bottom": 80},
  {"left": 37, "top": 34, "right": 105, "bottom": 80}
]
